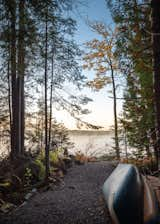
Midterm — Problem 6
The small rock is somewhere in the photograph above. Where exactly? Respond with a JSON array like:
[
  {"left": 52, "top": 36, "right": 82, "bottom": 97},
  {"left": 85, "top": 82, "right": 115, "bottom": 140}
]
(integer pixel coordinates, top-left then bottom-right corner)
[
  {"left": 24, "top": 192, "right": 33, "bottom": 200},
  {"left": 31, "top": 188, "right": 37, "bottom": 193},
  {"left": 21, "top": 201, "right": 27, "bottom": 207}
]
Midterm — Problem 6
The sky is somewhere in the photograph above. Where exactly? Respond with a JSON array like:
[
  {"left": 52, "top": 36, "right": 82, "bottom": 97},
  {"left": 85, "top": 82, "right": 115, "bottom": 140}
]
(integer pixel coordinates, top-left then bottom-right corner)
[{"left": 54, "top": 0, "right": 123, "bottom": 130}]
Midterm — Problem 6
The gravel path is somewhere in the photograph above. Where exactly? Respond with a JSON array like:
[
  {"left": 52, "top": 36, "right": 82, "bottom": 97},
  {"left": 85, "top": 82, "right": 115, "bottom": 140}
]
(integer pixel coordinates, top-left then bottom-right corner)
[{"left": 1, "top": 161, "right": 116, "bottom": 224}]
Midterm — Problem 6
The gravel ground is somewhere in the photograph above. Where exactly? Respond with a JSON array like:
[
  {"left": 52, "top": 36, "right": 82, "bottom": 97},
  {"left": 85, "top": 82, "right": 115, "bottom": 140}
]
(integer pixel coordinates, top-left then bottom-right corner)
[{"left": 1, "top": 161, "right": 116, "bottom": 224}]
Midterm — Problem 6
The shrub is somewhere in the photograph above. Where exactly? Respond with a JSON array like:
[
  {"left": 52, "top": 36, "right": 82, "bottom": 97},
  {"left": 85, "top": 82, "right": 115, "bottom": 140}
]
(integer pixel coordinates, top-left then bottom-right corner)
[
  {"left": 50, "top": 150, "right": 59, "bottom": 166},
  {"left": 34, "top": 159, "right": 45, "bottom": 180},
  {"left": 75, "top": 151, "right": 88, "bottom": 164},
  {"left": 36, "top": 151, "right": 45, "bottom": 163},
  {"left": 121, "top": 156, "right": 157, "bottom": 173},
  {"left": 24, "top": 168, "right": 32, "bottom": 187}
]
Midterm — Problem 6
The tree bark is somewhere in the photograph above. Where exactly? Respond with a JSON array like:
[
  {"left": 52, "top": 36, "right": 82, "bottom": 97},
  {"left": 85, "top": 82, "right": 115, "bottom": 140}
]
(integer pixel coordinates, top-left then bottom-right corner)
[
  {"left": 111, "top": 67, "right": 120, "bottom": 159},
  {"left": 9, "top": 0, "right": 17, "bottom": 159},
  {"left": 48, "top": 46, "right": 55, "bottom": 151},
  {"left": 124, "top": 127, "right": 128, "bottom": 161},
  {"left": 44, "top": 10, "right": 50, "bottom": 180},
  {"left": 151, "top": 0, "right": 160, "bottom": 169},
  {"left": 145, "top": 145, "right": 151, "bottom": 158},
  {"left": 18, "top": 0, "right": 25, "bottom": 155},
  {"left": 7, "top": 18, "right": 12, "bottom": 150},
  {"left": 150, "top": 128, "right": 158, "bottom": 167}
]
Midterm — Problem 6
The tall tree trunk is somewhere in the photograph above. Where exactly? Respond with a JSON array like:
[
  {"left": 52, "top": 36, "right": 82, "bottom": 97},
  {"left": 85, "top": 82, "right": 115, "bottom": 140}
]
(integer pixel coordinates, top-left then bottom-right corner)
[
  {"left": 21, "top": 74, "right": 25, "bottom": 154},
  {"left": 44, "top": 10, "right": 50, "bottom": 180},
  {"left": 150, "top": 128, "right": 158, "bottom": 167},
  {"left": 111, "top": 67, "right": 120, "bottom": 159},
  {"left": 7, "top": 20, "right": 12, "bottom": 150},
  {"left": 48, "top": 46, "right": 54, "bottom": 151},
  {"left": 9, "top": 0, "right": 17, "bottom": 159},
  {"left": 151, "top": 0, "right": 160, "bottom": 169},
  {"left": 124, "top": 127, "right": 128, "bottom": 161},
  {"left": 40, "top": 117, "right": 44, "bottom": 149},
  {"left": 40, "top": 103, "right": 44, "bottom": 149},
  {"left": 7, "top": 50, "right": 12, "bottom": 150},
  {"left": 18, "top": 0, "right": 25, "bottom": 155},
  {"left": 145, "top": 145, "right": 151, "bottom": 158},
  {"left": 16, "top": 76, "right": 21, "bottom": 154}
]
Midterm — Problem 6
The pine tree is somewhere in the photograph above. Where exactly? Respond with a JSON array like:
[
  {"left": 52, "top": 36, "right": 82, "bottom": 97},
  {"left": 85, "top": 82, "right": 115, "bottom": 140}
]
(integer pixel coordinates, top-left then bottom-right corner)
[
  {"left": 151, "top": 0, "right": 160, "bottom": 168},
  {"left": 107, "top": 0, "right": 157, "bottom": 161}
]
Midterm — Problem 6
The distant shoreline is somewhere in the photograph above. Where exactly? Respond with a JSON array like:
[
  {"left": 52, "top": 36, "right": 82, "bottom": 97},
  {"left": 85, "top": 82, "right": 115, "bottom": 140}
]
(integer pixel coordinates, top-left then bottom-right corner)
[{"left": 68, "top": 129, "right": 113, "bottom": 135}]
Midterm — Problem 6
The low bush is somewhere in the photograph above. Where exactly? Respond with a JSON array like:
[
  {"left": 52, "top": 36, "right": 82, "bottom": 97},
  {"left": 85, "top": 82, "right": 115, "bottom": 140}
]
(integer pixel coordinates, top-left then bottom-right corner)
[
  {"left": 34, "top": 159, "right": 45, "bottom": 180},
  {"left": 50, "top": 150, "right": 60, "bottom": 166},
  {"left": 74, "top": 151, "right": 96, "bottom": 164},
  {"left": 121, "top": 156, "right": 157, "bottom": 173}
]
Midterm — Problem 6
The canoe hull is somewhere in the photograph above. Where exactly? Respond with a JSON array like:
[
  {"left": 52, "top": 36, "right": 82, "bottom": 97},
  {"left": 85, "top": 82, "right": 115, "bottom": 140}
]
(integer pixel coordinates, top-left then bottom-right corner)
[{"left": 103, "top": 164, "right": 143, "bottom": 224}]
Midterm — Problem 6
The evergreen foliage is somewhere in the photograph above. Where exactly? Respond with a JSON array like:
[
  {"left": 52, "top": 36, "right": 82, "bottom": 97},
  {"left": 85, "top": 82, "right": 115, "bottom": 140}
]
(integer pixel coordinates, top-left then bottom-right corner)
[{"left": 107, "top": 0, "right": 156, "bottom": 159}]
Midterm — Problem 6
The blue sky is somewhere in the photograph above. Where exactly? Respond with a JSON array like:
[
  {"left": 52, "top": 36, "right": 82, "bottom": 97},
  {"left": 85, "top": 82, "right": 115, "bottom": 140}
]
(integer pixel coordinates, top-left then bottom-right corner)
[
  {"left": 54, "top": 0, "right": 123, "bottom": 130},
  {"left": 73, "top": 0, "right": 113, "bottom": 44}
]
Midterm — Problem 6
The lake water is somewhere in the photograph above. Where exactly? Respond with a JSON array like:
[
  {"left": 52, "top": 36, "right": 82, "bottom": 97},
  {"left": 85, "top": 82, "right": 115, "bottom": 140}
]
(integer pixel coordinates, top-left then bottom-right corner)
[
  {"left": 68, "top": 130, "right": 116, "bottom": 157},
  {"left": 0, "top": 130, "right": 133, "bottom": 158},
  {"left": 68, "top": 130, "right": 136, "bottom": 158},
  {"left": 0, "top": 130, "right": 115, "bottom": 158}
]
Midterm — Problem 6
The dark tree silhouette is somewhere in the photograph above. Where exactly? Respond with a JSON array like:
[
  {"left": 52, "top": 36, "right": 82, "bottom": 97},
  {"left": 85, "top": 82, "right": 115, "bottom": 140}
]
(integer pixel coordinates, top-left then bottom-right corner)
[{"left": 151, "top": 0, "right": 160, "bottom": 168}]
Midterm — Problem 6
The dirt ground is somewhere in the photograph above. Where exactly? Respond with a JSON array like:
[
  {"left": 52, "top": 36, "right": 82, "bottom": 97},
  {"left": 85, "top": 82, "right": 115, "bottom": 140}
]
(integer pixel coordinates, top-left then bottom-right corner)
[{"left": 0, "top": 161, "right": 116, "bottom": 224}]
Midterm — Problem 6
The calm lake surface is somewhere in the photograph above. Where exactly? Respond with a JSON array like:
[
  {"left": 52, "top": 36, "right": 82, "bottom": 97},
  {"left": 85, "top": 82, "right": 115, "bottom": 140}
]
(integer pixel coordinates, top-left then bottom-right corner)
[
  {"left": 0, "top": 130, "right": 115, "bottom": 157},
  {"left": 0, "top": 130, "right": 132, "bottom": 158},
  {"left": 68, "top": 130, "right": 115, "bottom": 157}
]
